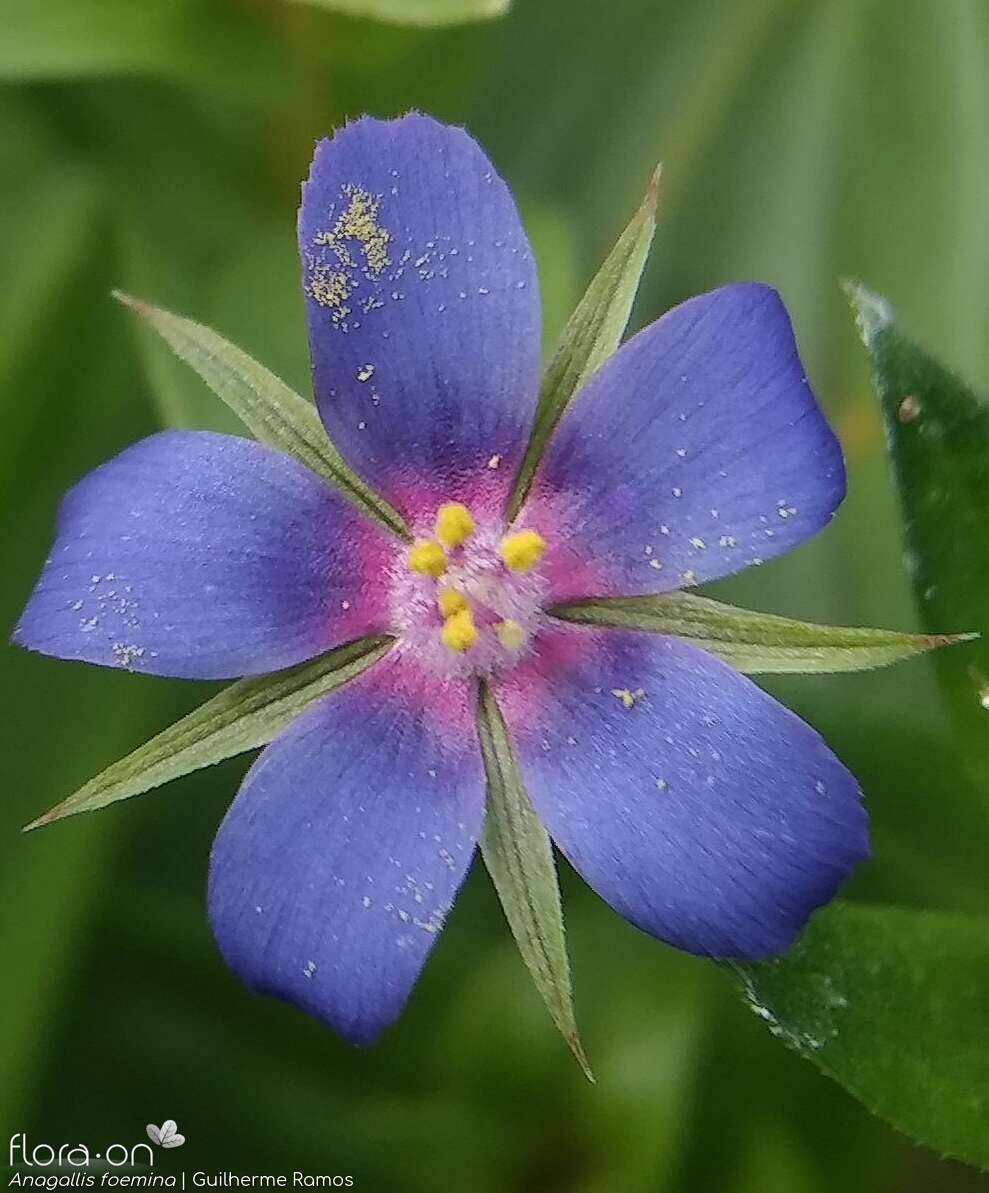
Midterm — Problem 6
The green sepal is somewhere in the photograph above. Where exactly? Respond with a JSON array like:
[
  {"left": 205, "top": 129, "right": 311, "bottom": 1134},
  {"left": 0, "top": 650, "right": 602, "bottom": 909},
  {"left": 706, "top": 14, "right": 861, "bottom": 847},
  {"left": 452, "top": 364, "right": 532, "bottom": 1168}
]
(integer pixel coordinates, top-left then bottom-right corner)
[
  {"left": 477, "top": 682, "right": 592, "bottom": 1080},
  {"left": 734, "top": 901, "right": 989, "bottom": 1169},
  {"left": 113, "top": 291, "right": 410, "bottom": 540},
  {"left": 25, "top": 636, "right": 393, "bottom": 830},
  {"left": 507, "top": 166, "right": 661, "bottom": 520},
  {"left": 288, "top": 0, "right": 509, "bottom": 26},
  {"left": 551, "top": 590, "right": 967, "bottom": 674},
  {"left": 846, "top": 280, "right": 988, "bottom": 776}
]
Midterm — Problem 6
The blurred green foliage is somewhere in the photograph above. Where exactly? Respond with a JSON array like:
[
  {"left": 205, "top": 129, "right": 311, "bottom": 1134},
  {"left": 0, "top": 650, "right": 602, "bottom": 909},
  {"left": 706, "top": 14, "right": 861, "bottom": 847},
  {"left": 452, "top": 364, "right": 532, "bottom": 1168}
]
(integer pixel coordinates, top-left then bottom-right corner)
[
  {"left": 3, "top": 0, "right": 989, "bottom": 1189},
  {"left": 292, "top": 0, "right": 512, "bottom": 25}
]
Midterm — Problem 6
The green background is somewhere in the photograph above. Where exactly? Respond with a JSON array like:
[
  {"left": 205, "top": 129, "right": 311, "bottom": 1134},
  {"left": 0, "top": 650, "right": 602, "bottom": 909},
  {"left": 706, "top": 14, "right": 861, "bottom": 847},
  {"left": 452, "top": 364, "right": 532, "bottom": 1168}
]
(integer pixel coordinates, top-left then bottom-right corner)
[{"left": 2, "top": 0, "right": 988, "bottom": 1188}]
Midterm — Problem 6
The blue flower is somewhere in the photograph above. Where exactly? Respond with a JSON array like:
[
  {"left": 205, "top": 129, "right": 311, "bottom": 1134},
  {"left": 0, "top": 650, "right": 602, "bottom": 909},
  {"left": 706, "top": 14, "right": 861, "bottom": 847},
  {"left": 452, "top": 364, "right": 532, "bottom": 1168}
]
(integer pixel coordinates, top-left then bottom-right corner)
[{"left": 14, "top": 114, "right": 868, "bottom": 1045}]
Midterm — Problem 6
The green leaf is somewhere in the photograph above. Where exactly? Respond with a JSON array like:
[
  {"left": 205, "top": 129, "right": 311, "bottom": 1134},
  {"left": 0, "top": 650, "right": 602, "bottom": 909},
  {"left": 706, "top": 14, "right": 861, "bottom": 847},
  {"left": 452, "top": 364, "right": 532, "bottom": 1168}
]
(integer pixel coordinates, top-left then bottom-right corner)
[
  {"left": 26, "top": 637, "right": 392, "bottom": 830},
  {"left": 847, "top": 281, "right": 989, "bottom": 768},
  {"left": 550, "top": 591, "right": 966, "bottom": 674},
  {"left": 476, "top": 682, "right": 591, "bottom": 1079},
  {"left": 735, "top": 902, "right": 989, "bottom": 1168},
  {"left": 114, "top": 292, "right": 410, "bottom": 540},
  {"left": 287, "top": 0, "right": 509, "bottom": 25},
  {"left": 507, "top": 166, "right": 660, "bottom": 521}
]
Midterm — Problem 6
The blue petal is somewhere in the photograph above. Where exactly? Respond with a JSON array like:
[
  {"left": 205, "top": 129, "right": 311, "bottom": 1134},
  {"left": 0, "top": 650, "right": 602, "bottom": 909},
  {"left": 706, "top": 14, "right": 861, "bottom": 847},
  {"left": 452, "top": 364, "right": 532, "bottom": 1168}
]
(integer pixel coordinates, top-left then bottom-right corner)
[
  {"left": 496, "top": 625, "right": 869, "bottom": 958},
  {"left": 300, "top": 114, "right": 541, "bottom": 522},
  {"left": 208, "top": 650, "right": 485, "bottom": 1044},
  {"left": 526, "top": 285, "right": 845, "bottom": 599},
  {"left": 14, "top": 431, "right": 396, "bottom": 679}
]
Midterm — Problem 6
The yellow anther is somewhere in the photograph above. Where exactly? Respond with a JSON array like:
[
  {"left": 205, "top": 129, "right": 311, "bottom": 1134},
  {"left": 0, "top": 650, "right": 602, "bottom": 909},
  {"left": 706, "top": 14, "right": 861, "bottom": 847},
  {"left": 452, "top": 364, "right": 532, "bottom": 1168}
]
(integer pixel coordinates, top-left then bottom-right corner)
[
  {"left": 408, "top": 540, "right": 447, "bottom": 577},
  {"left": 497, "top": 619, "right": 525, "bottom": 651},
  {"left": 499, "top": 529, "right": 547, "bottom": 572},
  {"left": 441, "top": 608, "right": 478, "bottom": 653},
  {"left": 437, "top": 588, "right": 468, "bottom": 618},
  {"left": 435, "top": 502, "right": 475, "bottom": 548}
]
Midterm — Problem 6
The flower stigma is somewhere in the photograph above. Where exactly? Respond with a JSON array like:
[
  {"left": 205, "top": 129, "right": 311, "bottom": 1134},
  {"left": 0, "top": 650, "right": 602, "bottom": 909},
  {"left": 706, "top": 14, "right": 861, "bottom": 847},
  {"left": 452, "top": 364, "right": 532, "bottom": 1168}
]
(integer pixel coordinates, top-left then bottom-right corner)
[{"left": 395, "top": 502, "right": 550, "bottom": 677}]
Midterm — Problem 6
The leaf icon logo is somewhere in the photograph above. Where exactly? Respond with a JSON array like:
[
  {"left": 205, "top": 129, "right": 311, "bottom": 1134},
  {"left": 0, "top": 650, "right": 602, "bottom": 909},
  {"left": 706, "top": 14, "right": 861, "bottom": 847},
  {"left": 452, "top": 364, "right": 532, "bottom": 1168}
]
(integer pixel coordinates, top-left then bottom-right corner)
[{"left": 146, "top": 1121, "right": 185, "bottom": 1148}]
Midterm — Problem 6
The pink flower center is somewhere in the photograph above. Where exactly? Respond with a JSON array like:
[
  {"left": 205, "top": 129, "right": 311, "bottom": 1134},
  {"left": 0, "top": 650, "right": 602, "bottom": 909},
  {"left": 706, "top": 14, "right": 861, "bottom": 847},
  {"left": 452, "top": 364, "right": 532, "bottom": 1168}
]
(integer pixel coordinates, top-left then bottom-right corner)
[{"left": 390, "top": 502, "right": 549, "bottom": 678}]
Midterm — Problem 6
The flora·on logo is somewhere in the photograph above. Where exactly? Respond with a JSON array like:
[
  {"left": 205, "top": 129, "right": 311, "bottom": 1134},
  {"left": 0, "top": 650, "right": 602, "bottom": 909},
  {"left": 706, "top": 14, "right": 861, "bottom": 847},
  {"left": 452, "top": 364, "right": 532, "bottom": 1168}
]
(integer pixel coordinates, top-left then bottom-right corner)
[{"left": 8, "top": 1133, "right": 156, "bottom": 1168}]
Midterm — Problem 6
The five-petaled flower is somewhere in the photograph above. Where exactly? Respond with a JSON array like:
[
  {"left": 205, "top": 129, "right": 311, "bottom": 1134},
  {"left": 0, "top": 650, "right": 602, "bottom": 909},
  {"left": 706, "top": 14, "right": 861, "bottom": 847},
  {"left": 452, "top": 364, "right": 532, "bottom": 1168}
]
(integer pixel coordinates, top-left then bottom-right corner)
[{"left": 14, "top": 114, "right": 869, "bottom": 1045}]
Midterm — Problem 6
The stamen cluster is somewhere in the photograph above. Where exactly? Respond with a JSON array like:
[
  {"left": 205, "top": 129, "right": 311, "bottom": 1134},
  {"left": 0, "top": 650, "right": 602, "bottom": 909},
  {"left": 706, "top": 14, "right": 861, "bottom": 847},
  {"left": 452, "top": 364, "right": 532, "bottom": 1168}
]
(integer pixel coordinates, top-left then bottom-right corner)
[{"left": 395, "top": 501, "right": 548, "bottom": 677}]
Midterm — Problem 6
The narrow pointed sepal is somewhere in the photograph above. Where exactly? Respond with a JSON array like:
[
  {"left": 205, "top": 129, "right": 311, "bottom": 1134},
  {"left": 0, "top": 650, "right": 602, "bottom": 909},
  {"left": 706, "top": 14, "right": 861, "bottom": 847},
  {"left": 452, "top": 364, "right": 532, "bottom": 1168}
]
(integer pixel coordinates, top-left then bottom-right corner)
[
  {"left": 508, "top": 165, "right": 661, "bottom": 519},
  {"left": 113, "top": 291, "right": 409, "bottom": 540},
  {"left": 477, "top": 682, "right": 592, "bottom": 1080},
  {"left": 24, "top": 637, "right": 393, "bottom": 830},
  {"left": 551, "top": 591, "right": 972, "bottom": 674}
]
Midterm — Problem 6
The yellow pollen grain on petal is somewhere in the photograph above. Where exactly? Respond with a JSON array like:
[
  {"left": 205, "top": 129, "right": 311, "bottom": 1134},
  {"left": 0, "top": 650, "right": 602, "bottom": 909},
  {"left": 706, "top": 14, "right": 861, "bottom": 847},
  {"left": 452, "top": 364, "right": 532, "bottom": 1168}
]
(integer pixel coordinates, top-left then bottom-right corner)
[
  {"left": 497, "top": 619, "right": 525, "bottom": 651},
  {"left": 441, "top": 608, "right": 478, "bottom": 653},
  {"left": 437, "top": 588, "right": 468, "bottom": 618},
  {"left": 408, "top": 540, "right": 447, "bottom": 577},
  {"left": 499, "top": 529, "right": 546, "bottom": 572},
  {"left": 435, "top": 502, "right": 476, "bottom": 548}
]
